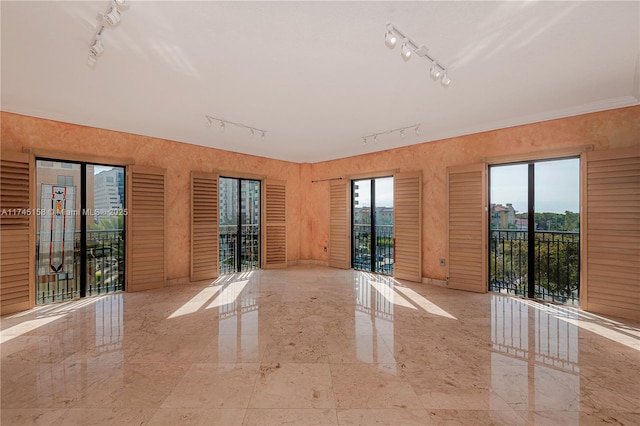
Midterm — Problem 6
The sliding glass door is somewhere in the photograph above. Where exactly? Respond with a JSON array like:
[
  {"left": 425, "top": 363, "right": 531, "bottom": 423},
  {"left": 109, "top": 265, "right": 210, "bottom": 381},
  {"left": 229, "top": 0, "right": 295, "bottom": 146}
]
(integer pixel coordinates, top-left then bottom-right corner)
[
  {"left": 352, "top": 177, "right": 394, "bottom": 275},
  {"left": 219, "top": 177, "right": 260, "bottom": 274},
  {"left": 489, "top": 158, "right": 580, "bottom": 304},
  {"left": 36, "top": 160, "right": 125, "bottom": 304}
]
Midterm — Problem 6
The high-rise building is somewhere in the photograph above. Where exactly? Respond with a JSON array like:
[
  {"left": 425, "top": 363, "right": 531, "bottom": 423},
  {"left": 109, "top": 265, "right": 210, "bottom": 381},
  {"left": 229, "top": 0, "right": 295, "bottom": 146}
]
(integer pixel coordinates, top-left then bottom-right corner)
[{"left": 94, "top": 168, "right": 124, "bottom": 222}]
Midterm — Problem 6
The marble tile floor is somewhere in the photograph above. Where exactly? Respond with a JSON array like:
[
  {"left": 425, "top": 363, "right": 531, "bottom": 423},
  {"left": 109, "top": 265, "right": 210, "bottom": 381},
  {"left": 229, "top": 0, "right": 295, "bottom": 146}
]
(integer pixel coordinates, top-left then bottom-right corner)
[{"left": 1, "top": 265, "right": 639, "bottom": 425}]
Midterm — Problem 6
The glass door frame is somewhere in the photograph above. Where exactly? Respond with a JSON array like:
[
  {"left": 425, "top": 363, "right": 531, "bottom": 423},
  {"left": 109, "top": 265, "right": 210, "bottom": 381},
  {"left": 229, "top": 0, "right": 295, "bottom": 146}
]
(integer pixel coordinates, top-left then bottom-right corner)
[
  {"left": 219, "top": 176, "right": 261, "bottom": 274},
  {"left": 488, "top": 156, "right": 580, "bottom": 303},
  {"left": 35, "top": 157, "right": 126, "bottom": 303},
  {"left": 351, "top": 176, "right": 394, "bottom": 275}
]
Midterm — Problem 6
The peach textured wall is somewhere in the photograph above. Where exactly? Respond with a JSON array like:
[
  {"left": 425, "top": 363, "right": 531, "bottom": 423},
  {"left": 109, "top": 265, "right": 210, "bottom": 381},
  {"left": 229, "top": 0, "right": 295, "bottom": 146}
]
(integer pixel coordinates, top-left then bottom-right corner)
[
  {"left": 305, "top": 106, "right": 640, "bottom": 280},
  {"left": 1, "top": 112, "right": 302, "bottom": 282},
  {"left": 2, "top": 106, "right": 639, "bottom": 283}
]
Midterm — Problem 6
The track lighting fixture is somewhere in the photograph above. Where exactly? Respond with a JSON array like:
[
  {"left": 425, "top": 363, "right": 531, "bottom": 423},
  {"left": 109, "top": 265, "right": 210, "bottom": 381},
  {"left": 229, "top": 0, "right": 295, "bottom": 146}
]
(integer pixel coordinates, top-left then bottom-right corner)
[
  {"left": 87, "top": 0, "right": 129, "bottom": 68},
  {"left": 205, "top": 115, "right": 267, "bottom": 140},
  {"left": 384, "top": 22, "right": 451, "bottom": 87},
  {"left": 362, "top": 123, "right": 420, "bottom": 145}
]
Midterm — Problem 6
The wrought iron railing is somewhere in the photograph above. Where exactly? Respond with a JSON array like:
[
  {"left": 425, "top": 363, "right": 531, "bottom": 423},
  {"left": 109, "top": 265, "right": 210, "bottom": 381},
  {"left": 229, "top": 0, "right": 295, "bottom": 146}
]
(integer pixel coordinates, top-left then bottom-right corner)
[
  {"left": 35, "top": 229, "right": 125, "bottom": 304},
  {"left": 219, "top": 224, "right": 260, "bottom": 275},
  {"left": 489, "top": 229, "right": 580, "bottom": 304},
  {"left": 353, "top": 224, "right": 394, "bottom": 275}
]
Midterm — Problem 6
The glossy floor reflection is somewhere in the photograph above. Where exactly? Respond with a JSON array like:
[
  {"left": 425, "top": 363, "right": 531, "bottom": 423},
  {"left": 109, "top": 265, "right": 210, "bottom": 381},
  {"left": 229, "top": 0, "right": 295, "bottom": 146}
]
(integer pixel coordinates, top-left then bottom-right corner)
[{"left": 2, "top": 266, "right": 639, "bottom": 425}]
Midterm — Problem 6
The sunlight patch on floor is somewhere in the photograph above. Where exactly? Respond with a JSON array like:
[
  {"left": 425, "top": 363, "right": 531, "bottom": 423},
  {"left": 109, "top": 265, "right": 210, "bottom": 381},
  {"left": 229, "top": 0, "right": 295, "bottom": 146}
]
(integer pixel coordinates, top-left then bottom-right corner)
[
  {"left": 394, "top": 286, "right": 457, "bottom": 320},
  {"left": 168, "top": 284, "right": 222, "bottom": 319}
]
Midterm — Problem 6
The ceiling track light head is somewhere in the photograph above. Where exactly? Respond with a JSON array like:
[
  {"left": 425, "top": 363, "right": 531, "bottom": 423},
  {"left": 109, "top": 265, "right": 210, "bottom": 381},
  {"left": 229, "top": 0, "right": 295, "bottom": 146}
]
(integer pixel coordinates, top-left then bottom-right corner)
[
  {"left": 441, "top": 70, "right": 451, "bottom": 87},
  {"left": 89, "top": 37, "right": 104, "bottom": 57},
  {"left": 385, "top": 31, "right": 397, "bottom": 49},
  {"left": 401, "top": 39, "right": 412, "bottom": 62},
  {"left": 385, "top": 27, "right": 397, "bottom": 49},
  {"left": 430, "top": 62, "right": 442, "bottom": 79},
  {"left": 104, "top": 5, "right": 121, "bottom": 26}
]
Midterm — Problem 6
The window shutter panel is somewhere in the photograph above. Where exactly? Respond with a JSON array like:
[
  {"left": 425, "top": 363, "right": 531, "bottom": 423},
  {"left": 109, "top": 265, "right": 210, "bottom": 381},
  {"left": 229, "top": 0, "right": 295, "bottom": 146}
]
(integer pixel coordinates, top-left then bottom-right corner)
[
  {"left": 394, "top": 171, "right": 422, "bottom": 282},
  {"left": 0, "top": 152, "right": 34, "bottom": 314},
  {"left": 191, "top": 172, "right": 219, "bottom": 281},
  {"left": 126, "top": 165, "right": 166, "bottom": 292},
  {"left": 582, "top": 147, "right": 640, "bottom": 320},
  {"left": 263, "top": 180, "right": 287, "bottom": 269},
  {"left": 329, "top": 179, "right": 350, "bottom": 269},
  {"left": 447, "top": 163, "right": 487, "bottom": 293}
]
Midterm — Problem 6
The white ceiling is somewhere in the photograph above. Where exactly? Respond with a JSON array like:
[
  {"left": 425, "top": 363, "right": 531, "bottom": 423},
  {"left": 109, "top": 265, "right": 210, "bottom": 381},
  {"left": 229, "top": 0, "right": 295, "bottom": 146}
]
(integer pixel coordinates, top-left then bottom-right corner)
[{"left": 2, "top": 1, "right": 639, "bottom": 163}]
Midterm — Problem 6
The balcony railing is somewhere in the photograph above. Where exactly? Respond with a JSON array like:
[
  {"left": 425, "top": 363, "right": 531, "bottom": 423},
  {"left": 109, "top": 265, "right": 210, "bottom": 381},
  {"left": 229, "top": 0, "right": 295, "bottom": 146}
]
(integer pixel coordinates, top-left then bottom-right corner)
[
  {"left": 219, "top": 224, "right": 260, "bottom": 275},
  {"left": 489, "top": 229, "right": 580, "bottom": 304},
  {"left": 353, "top": 224, "right": 394, "bottom": 275},
  {"left": 35, "top": 229, "right": 124, "bottom": 304}
]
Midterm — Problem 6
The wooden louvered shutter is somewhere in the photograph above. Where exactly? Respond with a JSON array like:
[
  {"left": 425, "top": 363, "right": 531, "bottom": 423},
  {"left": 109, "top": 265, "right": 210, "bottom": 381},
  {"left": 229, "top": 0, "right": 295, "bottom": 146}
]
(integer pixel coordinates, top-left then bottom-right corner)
[
  {"left": 191, "top": 172, "right": 218, "bottom": 281},
  {"left": 582, "top": 147, "right": 640, "bottom": 320},
  {"left": 329, "top": 179, "right": 350, "bottom": 269},
  {"left": 263, "top": 180, "right": 287, "bottom": 269},
  {"left": 126, "top": 165, "right": 166, "bottom": 292},
  {"left": 0, "top": 152, "right": 34, "bottom": 314},
  {"left": 394, "top": 171, "right": 422, "bottom": 282},
  {"left": 447, "top": 163, "right": 487, "bottom": 293}
]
